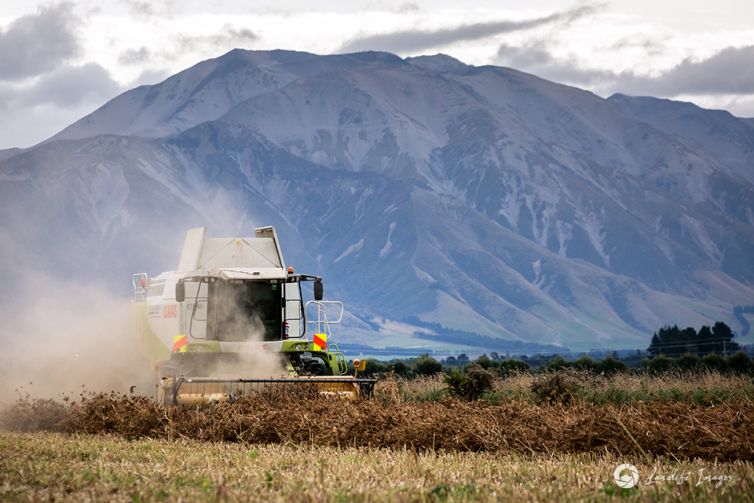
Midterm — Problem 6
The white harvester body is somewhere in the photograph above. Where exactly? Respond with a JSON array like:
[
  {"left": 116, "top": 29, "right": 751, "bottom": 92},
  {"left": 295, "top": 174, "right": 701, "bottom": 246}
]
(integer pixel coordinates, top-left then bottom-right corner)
[{"left": 132, "top": 226, "right": 373, "bottom": 404}]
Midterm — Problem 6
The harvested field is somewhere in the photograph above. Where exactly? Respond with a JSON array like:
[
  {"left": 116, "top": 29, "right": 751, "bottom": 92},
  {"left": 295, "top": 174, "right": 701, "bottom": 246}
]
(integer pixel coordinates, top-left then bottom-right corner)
[
  {"left": 1, "top": 431, "right": 752, "bottom": 502},
  {"left": 3, "top": 373, "right": 753, "bottom": 462},
  {"left": 2, "top": 373, "right": 753, "bottom": 501}
]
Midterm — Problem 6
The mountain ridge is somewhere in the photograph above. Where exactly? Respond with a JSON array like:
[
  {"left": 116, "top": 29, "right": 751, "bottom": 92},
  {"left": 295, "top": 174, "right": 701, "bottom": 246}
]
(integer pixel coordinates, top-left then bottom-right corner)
[{"left": 2, "top": 49, "right": 753, "bottom": 353}]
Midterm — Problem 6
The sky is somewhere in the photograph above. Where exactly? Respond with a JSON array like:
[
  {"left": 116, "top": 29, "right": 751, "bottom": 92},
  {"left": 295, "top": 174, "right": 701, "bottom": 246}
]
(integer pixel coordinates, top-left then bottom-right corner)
[{"left": 1, "top": 0, "right": 753, "bottom": 149}]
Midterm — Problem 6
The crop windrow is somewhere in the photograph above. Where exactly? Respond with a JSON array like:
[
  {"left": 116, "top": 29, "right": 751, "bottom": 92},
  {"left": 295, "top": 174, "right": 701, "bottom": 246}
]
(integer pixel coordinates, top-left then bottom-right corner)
[{"left": 2, "top": 372, "right": 753, "bottom": 462}]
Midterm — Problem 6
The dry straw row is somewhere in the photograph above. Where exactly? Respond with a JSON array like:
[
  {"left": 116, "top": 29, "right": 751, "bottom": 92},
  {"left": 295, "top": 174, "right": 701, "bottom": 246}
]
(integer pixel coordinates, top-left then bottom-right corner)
[{"left": 3, "top": 386, "right": 751, "bottom": 462}]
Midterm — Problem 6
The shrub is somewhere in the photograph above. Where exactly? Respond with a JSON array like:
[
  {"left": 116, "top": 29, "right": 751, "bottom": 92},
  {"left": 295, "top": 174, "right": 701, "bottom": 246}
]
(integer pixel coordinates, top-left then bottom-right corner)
[
  {"left": 644, "top": 355, "right": 674, "bottom": 374},
  {"left": 414, "top": 356, "right": 443, "bottom": 376},
  {"left": 546, "top": 355, "right": 569, "bottom": 371},
  {"left": 676, "top": 353, "right": 701, "bottom": 372},
  {"left": 389, "top": 361, "right": 412, "bottom": 378},
  {"left": 365, "top": 359, "right": 387, "bottom": 376},
  {"left": 701, "top": 353, "right": 727, "bottom": 373},
  {"left": 594, "top": 357, "right": 627, "bottom": 375},
  {"left": 443, "top": 364, "right": 495, "bottom": 400},
  {"left": 727, "top": 352, "right": 751, "bottom": 375},
  {"left": 571, "top": 355, "right": 595, "bottom": 372},
  {"left": 443, "top": 369, "right": 466, "bottom": 397},
  {"left": 475, "top": 354, "right": 495, "bottom": 369},
  {"left": 530, "top": 372, "right": 580, "bottom": 404},
  {"left": 499, "top": 359, "right": 529, "bottom": 375}
]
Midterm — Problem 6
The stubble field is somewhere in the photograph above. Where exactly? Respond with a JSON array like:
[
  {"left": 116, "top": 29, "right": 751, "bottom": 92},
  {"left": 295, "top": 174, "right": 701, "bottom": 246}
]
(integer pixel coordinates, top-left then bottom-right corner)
[{"left": 1, "top": 372, "right": 752, "bottom": 501}]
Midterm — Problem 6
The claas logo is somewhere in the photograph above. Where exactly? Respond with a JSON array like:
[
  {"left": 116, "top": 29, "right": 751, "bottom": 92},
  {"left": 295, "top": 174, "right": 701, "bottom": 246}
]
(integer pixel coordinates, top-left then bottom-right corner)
[{"left": 163, "top": 304, "right": 177, "bottom": 318}]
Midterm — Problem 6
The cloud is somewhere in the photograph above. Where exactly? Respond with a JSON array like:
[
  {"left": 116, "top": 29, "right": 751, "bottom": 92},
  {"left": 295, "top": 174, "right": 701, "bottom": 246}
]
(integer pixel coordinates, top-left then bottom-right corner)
[
  {"left": 120, "top": 0, "right": 177, "bottom": 18},
  {"left": 178, "top": 25, "right": 258, "bottom": 52},
  {"left": 16, "top": 63, "right": 121, "bottom": 108},
  {"left": 130, "top": 68, "right": 170, "bottom": 88},
  {"left": 0, "top": 63, "right": 121, "bottom": 144},
  {"left": 118, "top": 26, "right": 257, "bottom": 70},
  {"left": 726, "top": 96, "right": 754, "bottom": 118},
  {"left": 0, "top": 63, "right": 121, "bottom": 148},
  {"left": 0, "top": 4, "right": 120, "bottom": 149},
  {"left": 623, "top": 45, "right": 754, "bottom": 96},
  {"left": 0, "top": 100, "right": 100, "bottom": 149},
  {"left": 497, "top": 42, "right": 754, "bottom": 98},
  {"left": 339, "top": 3, "right": 601, "bottom": 54},
  {"left": 396, "top": 3, "right": 420, "bottom": 13},
  {"left": 0, "top": 3, "right": 81, "bottom": 81},
  {"left": 609, "top": 35, "right": 665, "bottom": 55},
  {"left": 119, "top": 46, "right": 151, "bottom": 65},
  {"left": 498, "top": 41, "right": 554, "bottom": 68},
  {"left": 122, "top": 0, "right": 155, "bottom": 17},
  {"left": 497, "top": 41, "right": 612, "bottom": 86}
]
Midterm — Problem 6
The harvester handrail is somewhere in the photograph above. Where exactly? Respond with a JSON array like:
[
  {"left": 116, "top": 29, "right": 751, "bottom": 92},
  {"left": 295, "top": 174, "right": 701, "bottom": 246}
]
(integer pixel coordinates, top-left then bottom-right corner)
[
  {"left": 132, "top": 272, "right": 148, "bottom": 302},
  {"left": 327, "top": 342, "right": 349, "bottom": 375},
  {"left": 305, "top": 300, "right": 343, "bottom": 324}
]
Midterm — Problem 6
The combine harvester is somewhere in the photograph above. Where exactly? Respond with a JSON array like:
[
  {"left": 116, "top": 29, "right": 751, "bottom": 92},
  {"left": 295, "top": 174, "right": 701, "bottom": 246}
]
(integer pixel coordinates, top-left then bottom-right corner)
[{"left": 132, "top": 226, "right": 375, "bottom": 405}]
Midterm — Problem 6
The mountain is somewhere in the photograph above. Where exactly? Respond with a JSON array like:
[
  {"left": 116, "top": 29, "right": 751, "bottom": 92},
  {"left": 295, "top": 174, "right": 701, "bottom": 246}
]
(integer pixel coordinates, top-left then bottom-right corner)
[
  {"left": 0, "top": 148, "right": 23, "bottom": 161},
  {"left": 608, "top": 94, "right": 754, "bottom": 184},
  {"left": 2, "top": 49, "right": 753, "bottom": 353}
]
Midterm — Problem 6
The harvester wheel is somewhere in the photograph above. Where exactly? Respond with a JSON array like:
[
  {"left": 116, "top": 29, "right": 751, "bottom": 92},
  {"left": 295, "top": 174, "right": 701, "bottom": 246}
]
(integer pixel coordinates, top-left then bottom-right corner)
[
  {"left": 157, "top": 359, "right": 195, "bottom": 380},
  {"left": 156, "top": 360, "right": 195, "bottom": 407},
  {"left": 358, "top": 381, "right": 375, "bottom": 399}
]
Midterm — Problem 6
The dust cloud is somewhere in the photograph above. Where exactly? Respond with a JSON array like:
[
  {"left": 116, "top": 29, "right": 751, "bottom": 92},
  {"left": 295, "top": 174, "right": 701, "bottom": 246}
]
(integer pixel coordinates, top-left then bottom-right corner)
[
  {"left": 0, "top": 273, "right": 154, "bottom": 404},
  {"left": 0, "top": 273, "right": 293, "bottom": 406}
]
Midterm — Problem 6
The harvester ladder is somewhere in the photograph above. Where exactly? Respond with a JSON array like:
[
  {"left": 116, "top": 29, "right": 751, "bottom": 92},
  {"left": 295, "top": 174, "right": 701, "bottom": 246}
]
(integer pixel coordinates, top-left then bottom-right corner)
[
  {"left": 328, "top": 342, "right": 349, "bottom": 374},
  {"left": 132, "top": 273, "right": 148, "bottom": 302}
]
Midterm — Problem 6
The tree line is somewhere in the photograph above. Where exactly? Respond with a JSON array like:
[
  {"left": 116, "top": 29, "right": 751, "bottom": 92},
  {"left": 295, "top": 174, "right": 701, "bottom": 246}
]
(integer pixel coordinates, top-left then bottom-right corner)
[
  {"left": 648, "top": 322, "right": 739, "bottom": 357},
  {"left": 357, "top": 350, "right": 753, "bottom": 379},
  {"left": 354, "top": 321, "right": 751, "bottom": 378}
]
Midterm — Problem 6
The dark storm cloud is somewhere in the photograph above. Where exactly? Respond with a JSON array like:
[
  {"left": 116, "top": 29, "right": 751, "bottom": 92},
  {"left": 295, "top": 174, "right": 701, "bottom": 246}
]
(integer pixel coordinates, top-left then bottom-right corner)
[
  {"left": 0, "top": 3, "right": 81, "bottom": 81},
  {"left": 497, "top": 42, "right": 754, "bottom": 97},
  {"left": 339, "top": 3, "right": 601, "bottom": 54}
]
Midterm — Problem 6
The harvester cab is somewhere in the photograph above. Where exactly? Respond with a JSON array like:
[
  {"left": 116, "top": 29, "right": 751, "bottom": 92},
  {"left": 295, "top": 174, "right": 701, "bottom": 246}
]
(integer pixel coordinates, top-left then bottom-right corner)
[{"left": 132, "top": 226, "right": 375, "bottom": 405}]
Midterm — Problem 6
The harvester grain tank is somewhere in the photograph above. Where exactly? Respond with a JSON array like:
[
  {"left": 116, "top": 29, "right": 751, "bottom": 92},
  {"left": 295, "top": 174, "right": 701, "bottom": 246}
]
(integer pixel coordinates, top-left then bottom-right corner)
[{"left": 132, "top": 226, "right": 374, "bottom": 404}]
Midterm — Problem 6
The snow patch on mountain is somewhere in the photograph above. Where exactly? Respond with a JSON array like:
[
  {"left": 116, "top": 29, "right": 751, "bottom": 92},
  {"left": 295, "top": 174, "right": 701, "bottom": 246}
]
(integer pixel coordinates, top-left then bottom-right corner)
[
  {"left": 379, "top": 222, "right": 396, "bottom": 258},
  {"left": 334, "top": 239, "right": 364, "bottom": 263}
]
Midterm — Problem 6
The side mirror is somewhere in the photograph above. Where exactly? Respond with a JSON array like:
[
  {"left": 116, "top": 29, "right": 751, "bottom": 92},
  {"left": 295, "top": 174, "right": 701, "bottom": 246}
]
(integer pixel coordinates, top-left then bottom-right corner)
[
  {"left": 313, "top": 278, "right": 324, "bottom": 301},
  {"left": 175, "top": 281, "right": 185, "bottom": 302}
]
